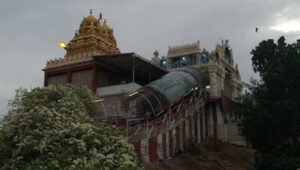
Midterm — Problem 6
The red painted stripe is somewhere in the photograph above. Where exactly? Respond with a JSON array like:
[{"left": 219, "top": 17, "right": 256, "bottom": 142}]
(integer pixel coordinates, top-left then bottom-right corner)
[
  {"left": 44, "top": 72, "right": 48, "bottom": 86},
  {"left": 200, "top": 111, "right": 203, "bottom": 140},
  {"left": 212, "top": 103, "right": 218, "bottom": 138},
  {"left": 182, "top": 121, "right": 186, "bottom": 148},
  {"left": 92, "top": 63, "right": 98, "bottom": 94},
  {"left": 148, "top": 137, "right": 157, "bottom": 163},
  {"left": 205, "top": 106, "right": 208, "bottom": 137},
  {"left": 132, "top": 141, "right": 141, "bottom": 161},
  {"left": 189, "top": 117, "right": 192, "bottom": 140},
  {"left": 169, "top": 130, "right": 173, "bottom": 157},
  {"left": 67, "top": 70, "right": 72, "bottom": 84},
  {"left": 194, "top": 114, "right": 198, "bottom": 142},
  {"left": 176, "top": 127, "right": 180, "bottom": 153}
]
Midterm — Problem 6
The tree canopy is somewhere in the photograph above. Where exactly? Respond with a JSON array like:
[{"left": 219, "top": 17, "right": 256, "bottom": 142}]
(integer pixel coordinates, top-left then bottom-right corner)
[
  {"left": 241, "top": 37, "right": 300, "bottom": 169},
  {"left": 0, "top": 85, "right": 139, "bottom": 169}
]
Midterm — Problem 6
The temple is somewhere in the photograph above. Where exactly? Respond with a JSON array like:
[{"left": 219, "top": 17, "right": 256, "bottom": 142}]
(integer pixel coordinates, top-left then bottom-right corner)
[
  {"left": 44, "top": 10, "right": 166, "bottom": 95},
  {"left": 43, "top": 11, "right": 245, "bottom": 163},
  {"left": 155, "top": 40, "right": 243, "bottom": 101}
]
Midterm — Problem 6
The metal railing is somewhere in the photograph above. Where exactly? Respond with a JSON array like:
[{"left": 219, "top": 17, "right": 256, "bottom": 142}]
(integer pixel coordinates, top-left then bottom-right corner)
[{"left": 124, "top": 88, "right": 206, "bottom": 141}]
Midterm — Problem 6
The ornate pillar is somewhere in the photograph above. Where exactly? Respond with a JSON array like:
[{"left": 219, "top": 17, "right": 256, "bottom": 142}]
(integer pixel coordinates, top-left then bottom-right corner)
[
  {"left": 209, "top": 72, "right": 218, "bottom": 97},
  {"left": 67, "top": 70, "right": 72, "bottom": 84},
  {"left": 208, "top": 63, "right": 225, "bottom": 97},
  {"left": 220, "top": 70, "right": 226, "bottom": 91},
  {"left": 229, "top": 80, "right": 238, "bottom": 99},
  {"left": 44, "top": 72, "right": 48, "bottom": 87}
]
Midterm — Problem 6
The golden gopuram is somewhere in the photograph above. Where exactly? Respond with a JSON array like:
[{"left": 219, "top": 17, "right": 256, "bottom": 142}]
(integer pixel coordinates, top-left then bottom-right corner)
[{"left": 45, "top": 9, "right": 119, "bottom": 69}]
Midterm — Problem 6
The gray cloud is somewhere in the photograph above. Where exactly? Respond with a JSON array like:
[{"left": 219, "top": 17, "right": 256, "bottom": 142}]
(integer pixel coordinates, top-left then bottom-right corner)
[{"left": 1, "top": 0, "right": 299, "bottom": 116}]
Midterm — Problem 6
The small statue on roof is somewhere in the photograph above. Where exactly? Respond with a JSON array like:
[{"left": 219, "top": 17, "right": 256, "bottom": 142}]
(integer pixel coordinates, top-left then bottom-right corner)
[{"left": 151, "top": 50, "right": 160, "bottom": 66}]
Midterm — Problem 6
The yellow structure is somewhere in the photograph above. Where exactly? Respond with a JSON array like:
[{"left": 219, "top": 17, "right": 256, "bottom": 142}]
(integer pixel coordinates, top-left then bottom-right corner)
[{"left": 45, "top": 10, "right": 119, "bottom": 69}]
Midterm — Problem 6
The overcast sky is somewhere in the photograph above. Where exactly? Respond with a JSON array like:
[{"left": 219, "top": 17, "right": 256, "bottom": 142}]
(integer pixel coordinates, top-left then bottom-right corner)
[{"left": 1, "top": 0, "right": 300, "bottom": 115}]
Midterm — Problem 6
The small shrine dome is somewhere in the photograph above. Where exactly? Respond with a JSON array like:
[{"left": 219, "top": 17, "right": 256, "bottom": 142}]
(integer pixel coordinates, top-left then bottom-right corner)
[
  {"left": 79, "top": 10, "right": 100, "bottom": 28},
  {"left": 102, "top": 22, "right": 111, "bottom": 30}
]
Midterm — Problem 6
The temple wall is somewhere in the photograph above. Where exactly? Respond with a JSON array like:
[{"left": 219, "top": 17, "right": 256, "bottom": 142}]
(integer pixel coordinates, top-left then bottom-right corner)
[
  {"left": 179, "top": 123, "right": 184, "bottom": 150},
  {"left": 197, "top": 112, "right": 201, "bottom": 142},
  {"left": 72, "top": 70, "right": 92, "bottom": 88},
  {"left": 48, "top": 74, "right": 67, "bottom": 85},
  {"left": 97, "top": 70, "right": 130, "bottom": 87},
  {"left": 207, "top": 105, "right": 214, "bottom": 137},
  {"left": 130, "top": 100, "right": 247, "bottom": 163}
]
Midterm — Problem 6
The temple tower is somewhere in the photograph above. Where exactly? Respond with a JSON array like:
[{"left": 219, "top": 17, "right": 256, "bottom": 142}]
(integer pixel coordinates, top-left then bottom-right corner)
[
  {"left": 43, "top": 10, "right": 166, "bottom": 98},
  {"left": 65, "top": 10, "right": 119, "bottom": 58},
  {"left": 43, "top": 10, "right": 120, "bottom": 92},
  {"left": 164, "top": 40, "right": 243, "bottom": 102},
  {"left": 45, "top": 10, "right": 119, "bottom": 70}
]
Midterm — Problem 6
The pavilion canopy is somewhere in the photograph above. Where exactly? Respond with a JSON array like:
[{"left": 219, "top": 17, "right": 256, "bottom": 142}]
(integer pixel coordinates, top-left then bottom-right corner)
[{"left": 93, "top": 53, "right": 168, "bottom": 85}]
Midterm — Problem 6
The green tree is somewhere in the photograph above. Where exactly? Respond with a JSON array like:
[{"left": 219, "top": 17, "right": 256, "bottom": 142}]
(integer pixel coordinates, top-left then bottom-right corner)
[
  {"left": 241, "top": 37, "right": 300, "bottom": 169},
  {"left": 0, "top": 85, "right": 139, "bottom": 169}
]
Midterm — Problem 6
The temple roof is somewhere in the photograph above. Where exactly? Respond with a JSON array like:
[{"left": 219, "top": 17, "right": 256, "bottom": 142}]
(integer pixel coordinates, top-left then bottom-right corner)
[
  {"left": 66, "top": 12, "right": 119, "bottom": 57},
  {"left": 81, "top": 15, "right": 100, "bottom": 26},
  {"left": 93, "top": 53, "right": 168, "bottom": 85},
  {"left": 214, "top": 40, "right": 234, "bottom": 65},
  {"left": 45, "top": 11, "right": 120, "bottom": 69},
  {"left": 167, "top": 41, "right": 201, "bottom": 58}
]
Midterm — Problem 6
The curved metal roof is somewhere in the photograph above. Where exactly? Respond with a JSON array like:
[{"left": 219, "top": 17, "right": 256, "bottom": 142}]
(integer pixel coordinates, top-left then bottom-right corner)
[
  {"left": 147, "top": 67, "right": 203, "bottom": 103},
  {"left": 175, "top": 67, "right": 203, "bottom": 82}
]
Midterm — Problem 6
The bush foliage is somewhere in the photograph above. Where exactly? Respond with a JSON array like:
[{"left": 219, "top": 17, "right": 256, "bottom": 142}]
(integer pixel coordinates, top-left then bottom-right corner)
[{"left": 0, "top": 85, "right": 139, "bottom": 169}]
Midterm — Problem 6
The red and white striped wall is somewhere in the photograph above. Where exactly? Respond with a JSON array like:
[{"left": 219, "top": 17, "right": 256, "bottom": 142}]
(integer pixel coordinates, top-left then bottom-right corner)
[{"left": 130, "top": 101, "right": 228, "bottom": 163}]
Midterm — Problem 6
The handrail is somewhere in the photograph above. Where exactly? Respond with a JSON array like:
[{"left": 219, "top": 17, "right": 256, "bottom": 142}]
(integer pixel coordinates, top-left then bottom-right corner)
[{"left": 126, "top": 94, "right": 205, "bottom": 138}]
